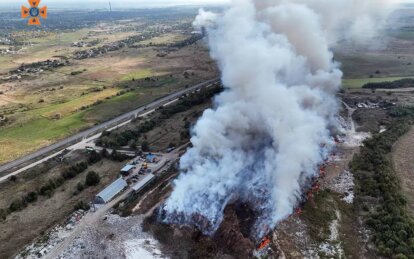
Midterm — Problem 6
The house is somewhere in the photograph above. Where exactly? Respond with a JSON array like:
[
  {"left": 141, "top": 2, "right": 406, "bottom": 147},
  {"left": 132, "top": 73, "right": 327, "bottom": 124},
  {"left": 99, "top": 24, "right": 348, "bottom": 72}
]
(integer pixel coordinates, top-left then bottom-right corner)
[{"left": 146, "top": 153, "right": 157, "bottom": 163}]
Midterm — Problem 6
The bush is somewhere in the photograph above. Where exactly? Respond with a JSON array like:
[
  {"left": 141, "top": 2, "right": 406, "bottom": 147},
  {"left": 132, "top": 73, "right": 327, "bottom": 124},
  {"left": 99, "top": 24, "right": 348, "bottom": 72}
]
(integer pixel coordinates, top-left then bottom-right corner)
[
  {"left": 74, "top": 201, "right": 90, "bottom": 211},
  {"left": 9, "top": 198, "right": 27, "bottom": 212},
  {"left": 24, "top": 192, "right": 38, "bottom": 203},
  {"left": 76, "top": 182, "right": 85, "bottom": 192},
  {"left": 61, "top": 162, "right": 88, "bottom": 180},
  {"left": 352, "top": 111, "right": 414, "bottom": 257},
  {"left": 39, "top": 182, "right": 54, "bottom": 197},
  {"left": 141, "top": 141, "right": 149, "bottom": 152},
  {"left": 85, "top": 171, "right": 100, "bottom": 186},
  {"left": 54, "top": 177, "right": 65, "bottom": 187},
  {"left": 110, "top": 150, "right": 129, "bottom": 162},
  {"left": 88, "top": 150, "right": 102, "bottom": 164},
  {"left": 95, "top": 84, "right": 222, "bottom": 149},
  {"left": 0, "top": 208, "right": 7, "bottom": 221},
  {"left": 100, "top": 148, "right": 110, "bottom": 158}
]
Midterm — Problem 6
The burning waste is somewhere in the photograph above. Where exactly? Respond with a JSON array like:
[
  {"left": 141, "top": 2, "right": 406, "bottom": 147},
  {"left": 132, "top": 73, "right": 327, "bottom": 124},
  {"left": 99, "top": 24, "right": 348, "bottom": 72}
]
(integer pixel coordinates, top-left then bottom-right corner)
[{"left": 160, "top": 0, "right": 397, "bottom": 241}]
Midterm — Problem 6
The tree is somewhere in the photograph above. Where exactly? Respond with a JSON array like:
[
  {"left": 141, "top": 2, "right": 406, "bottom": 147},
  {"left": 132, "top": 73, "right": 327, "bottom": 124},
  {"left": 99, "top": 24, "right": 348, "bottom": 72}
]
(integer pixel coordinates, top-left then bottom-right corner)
[
  {"left": 129, "top": 139, "right": 137, "bottom": 150},
  {"left": 76, "top": 182, "right": 85, "bottom": 192},
  {"left": 141, "top": 141, "right": 149, "bottom": 152},
  {"left": 88, "top": 150, "right": 102, "bottom": 164},
  {"left": 86, "top": 171, "right": 100, "bottom": 186},
  {"left": 24, "top": 192, "right": 38, "bottom": 203},
  {"left": 9, "top": 198, "right": 26, "bottom": 212},
  {"left": 100, "top": 148, "right": 109, "bottom": 158},
  {"left": 0, "top": 208, "right": 7, "bottom": 221}
]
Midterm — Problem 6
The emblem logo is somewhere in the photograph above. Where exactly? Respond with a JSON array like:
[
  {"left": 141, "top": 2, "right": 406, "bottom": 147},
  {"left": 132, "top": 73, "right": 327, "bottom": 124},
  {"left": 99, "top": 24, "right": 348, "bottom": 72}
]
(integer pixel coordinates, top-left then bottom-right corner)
[{"left": 22, "top": 0, "right": 47, "bottom": 26}]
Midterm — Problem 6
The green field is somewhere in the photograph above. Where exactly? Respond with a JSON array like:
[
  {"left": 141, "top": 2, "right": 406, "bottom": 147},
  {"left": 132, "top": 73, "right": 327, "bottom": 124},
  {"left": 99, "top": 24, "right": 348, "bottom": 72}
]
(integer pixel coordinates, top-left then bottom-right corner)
[
  {"left": 343, "top": 76, "right": 414, "bottom": 89},
  {"left": 0, "top": 18, "right": 217, "bottom": 165},
  {"left": 121, "top": 69, "right": 154, "bottom": 81},
  {"left": 0, "top": 82, "right": 187, "bottom": 164}
]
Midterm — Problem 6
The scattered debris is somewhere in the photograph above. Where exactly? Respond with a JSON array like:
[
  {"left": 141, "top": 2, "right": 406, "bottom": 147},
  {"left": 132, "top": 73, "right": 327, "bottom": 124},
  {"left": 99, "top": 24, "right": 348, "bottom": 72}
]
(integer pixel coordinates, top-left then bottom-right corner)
[{"left": 329, "top": 170, "right": 355, "bottom": 204}]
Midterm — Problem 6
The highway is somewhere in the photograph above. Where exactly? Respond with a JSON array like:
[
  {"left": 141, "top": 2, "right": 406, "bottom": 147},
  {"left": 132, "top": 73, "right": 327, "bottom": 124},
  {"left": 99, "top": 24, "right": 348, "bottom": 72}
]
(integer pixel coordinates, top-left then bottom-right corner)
[{"left": 0, "top": 78, "right": 219, "bottom": 182}]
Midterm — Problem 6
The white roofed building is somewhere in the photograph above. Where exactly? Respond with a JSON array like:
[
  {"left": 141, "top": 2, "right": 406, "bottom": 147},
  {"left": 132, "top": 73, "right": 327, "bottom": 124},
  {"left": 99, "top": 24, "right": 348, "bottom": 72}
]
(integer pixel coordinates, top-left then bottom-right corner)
[{"left": 95, "top": 178, "right": 128, "bottom": 204}]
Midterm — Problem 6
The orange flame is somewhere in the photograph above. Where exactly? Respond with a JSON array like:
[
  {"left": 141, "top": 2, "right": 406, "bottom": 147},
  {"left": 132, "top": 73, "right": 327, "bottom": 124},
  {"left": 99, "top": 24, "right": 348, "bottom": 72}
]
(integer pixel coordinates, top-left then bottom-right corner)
[{"left": 257, "top": 237, "right": 271, "bottom": 250}]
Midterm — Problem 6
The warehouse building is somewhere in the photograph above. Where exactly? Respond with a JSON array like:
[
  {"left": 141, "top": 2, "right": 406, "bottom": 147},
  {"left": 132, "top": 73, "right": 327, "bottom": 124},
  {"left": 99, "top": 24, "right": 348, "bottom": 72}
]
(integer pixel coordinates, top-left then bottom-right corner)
[
  {"left": 132, "top": 173, "right": 155, "bottom": 193},
  {"left": 120, "top": 164, "right": 135, "bottom": 176},
  {"left": 95, "top": 178, "right": 128, "bottom": 204}
]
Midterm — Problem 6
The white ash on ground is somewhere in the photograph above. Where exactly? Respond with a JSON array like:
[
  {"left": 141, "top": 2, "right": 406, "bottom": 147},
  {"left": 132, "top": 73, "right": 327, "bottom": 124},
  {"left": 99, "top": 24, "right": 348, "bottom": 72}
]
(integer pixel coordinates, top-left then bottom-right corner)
[
  {"left": 275, "top": 216, "right": 321, "bottom": 259},
  {"left": 56, "top": 214, "right": 167, "bottom": 259},
  {"left": 124, "top": 239, "right": 165, "bottom": 259},
  {"left": 341, "top": 130, "right": 371, "bottom": 148},
  {"left": 16, "top": 209, "right": 88, "bottom": 259},
  {"left": 328, "top": 170, "right": 355, "bottom": 204},
  {"left": 318, "top": 210, "right": 344, "bottom": 258}
]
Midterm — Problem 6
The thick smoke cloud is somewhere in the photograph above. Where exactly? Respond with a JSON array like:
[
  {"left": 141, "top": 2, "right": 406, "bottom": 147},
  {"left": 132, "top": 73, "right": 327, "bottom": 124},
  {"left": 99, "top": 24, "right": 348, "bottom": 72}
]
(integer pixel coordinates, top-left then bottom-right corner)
[{"left": 162, "top": 0, "right": 397, "bottom": 239}]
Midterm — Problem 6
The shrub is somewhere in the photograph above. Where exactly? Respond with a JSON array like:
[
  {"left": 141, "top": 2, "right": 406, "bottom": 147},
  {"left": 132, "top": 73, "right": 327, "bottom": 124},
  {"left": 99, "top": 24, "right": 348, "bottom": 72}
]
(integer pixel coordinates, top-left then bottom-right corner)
[
  {"left": 88, "top": 150, "right": 102, "bottom": 164},
  {"left": 85, "top": 171, "right": 100, "bottom": 186},
  {"left": 24, "top": 192, "right": 38, "bottom": 203},
  {"left": 39, "top": 183, "right": 54, "bottom": 197},
  {"left": 9, "top": 198, "right": 27, "bottom": 212},
  {"left": 141, "top": 141, "right": 149, "bottom": 152},
  {"left": 352, "top": 111, "right": 414, "bottom": 257},
  {"left": 110, "top": 150, "right": 129, "bottom": 162},
  {"left": 0, "top": 208, "right": 7, "bottom": 221},
  {"left": 76, "top": 182, "right": 85, "bottom": 192},
  {"left": 74, "top": 201, "right": 90, "bottom": 211}
]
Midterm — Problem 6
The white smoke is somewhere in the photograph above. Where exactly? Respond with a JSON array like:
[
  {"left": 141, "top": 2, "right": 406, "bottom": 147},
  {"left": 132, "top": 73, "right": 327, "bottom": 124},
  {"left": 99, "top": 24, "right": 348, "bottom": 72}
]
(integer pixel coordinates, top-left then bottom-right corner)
[
  {"left": 162, "top": 0, "right": 398, "bottom": 239},
  {"left": 192, "top": 9, "right": 218, "bottom": 29}
]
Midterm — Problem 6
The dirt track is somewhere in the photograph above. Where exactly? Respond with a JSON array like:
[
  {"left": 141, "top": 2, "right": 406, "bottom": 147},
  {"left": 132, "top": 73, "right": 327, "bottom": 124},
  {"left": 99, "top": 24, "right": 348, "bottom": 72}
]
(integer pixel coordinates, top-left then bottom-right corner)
[{"left": 392, "top": 125, "right": 414, "bottom": 216}]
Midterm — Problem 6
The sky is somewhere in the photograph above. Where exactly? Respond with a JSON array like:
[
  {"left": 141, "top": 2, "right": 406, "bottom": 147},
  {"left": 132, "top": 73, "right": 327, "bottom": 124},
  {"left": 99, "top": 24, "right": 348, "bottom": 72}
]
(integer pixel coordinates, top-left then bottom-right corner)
[
  {"left": 0, "top": 0, "right": 230, "bottom": 9},
  {"left": 0, "top": 0, "right": 411, "bottom": 10}
]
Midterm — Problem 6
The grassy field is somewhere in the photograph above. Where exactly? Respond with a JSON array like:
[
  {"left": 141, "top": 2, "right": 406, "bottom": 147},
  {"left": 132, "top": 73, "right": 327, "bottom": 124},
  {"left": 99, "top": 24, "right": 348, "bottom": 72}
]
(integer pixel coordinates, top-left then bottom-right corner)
[
  {"left": 121, "top": 69, "right": 154, "bottom": 81},
  {"left": 0, "top": 19, "right": 218, "bottom": 165},
  {"left": 139, "top": 33, "right": 188, "bottom": 45},
  {"left": 392, "top": 125, "right": 414, "bottom": 216},
  {"left": 343, "top": 76, "right": 414, "bottom": 89},
  {"left": 0, "top": 80, "right": 190, "bottom": 163},
  {"left": 0, "top": 112, "right": 89, "bottom": 163}
]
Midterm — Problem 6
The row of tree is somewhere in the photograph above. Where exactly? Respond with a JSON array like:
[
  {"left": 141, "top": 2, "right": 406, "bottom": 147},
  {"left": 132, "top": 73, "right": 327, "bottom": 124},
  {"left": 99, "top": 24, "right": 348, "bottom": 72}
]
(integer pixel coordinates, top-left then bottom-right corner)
[
  {"left": 351, "top": 106, "right": 414, "bottom": 258},
  {"left": 0, "top": 148, "right": 122, "bottom": 222},
  {"left": 96, "top": 84, "right": 222, "bottom": 149},
  {"left": 363, "top": 78, "right": 414, "bottom": 89}
]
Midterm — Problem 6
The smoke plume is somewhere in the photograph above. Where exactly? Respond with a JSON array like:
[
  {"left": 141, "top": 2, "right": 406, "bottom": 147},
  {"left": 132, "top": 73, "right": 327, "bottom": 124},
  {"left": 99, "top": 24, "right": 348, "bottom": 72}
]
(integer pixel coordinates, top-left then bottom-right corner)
[{"left": 162, "top": 0, "right": 397, "bottom": 239}]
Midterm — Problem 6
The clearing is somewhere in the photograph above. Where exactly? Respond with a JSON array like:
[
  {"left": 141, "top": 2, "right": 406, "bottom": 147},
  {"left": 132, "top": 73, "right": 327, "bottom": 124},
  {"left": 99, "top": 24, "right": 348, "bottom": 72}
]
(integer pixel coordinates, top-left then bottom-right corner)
[{"left": 392, "top": 125, "right": 414, "bottom": 216}]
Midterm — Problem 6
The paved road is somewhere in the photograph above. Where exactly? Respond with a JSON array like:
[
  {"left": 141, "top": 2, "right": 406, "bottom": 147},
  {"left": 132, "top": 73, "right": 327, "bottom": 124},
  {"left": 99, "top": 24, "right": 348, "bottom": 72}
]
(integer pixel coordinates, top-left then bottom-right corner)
[{"left": 0, "top": 78, "right": 219, "bottom": 178}]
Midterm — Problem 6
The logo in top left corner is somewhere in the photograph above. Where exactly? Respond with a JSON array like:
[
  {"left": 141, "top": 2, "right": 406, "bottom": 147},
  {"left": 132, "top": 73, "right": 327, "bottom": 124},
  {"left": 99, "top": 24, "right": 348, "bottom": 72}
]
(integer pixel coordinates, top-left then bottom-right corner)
[{"left": 21, "top": 0, "right": 47, "bottom": 26}]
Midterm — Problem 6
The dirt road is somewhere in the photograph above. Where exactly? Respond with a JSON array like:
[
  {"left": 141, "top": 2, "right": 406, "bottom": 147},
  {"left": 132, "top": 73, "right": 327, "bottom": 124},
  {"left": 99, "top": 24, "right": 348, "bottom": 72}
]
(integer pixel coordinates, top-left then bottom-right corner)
[{"left": 43, "top": 145, "right": 183, "bottom": 258}]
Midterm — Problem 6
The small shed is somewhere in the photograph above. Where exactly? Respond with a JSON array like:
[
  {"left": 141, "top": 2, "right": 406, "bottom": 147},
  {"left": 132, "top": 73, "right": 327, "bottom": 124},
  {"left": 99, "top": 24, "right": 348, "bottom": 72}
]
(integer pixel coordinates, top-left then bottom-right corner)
[
  {"left": 95, "top": 178, "right": 127, "bottom": 204},
  {"left": 132, "top": 174, "right": 155, "bottom": 192},
  {"left": 146, "top": 154, "right": 156, "bottom": 163},
  {"left": 120, "top": 164, "right": 135, "bottom": 176}
]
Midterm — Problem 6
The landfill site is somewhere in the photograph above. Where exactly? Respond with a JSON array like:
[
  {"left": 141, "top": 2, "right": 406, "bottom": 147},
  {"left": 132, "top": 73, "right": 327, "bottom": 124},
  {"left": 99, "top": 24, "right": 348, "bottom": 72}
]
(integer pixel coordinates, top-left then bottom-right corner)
[{"left": 9, "top": 83, "right": 414, "bottom": 259}]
